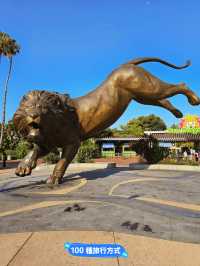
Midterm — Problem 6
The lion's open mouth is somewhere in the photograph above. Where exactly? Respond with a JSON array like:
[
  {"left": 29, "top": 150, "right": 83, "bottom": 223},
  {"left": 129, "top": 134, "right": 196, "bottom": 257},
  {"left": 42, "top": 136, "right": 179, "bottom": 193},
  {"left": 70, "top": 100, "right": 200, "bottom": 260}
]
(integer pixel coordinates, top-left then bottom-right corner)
[
  {"left": 28, "top": 121, "right": 40, "bottom": 129},
  {"left": 27, "top": 127, "right": 42, "bottom": 143}
]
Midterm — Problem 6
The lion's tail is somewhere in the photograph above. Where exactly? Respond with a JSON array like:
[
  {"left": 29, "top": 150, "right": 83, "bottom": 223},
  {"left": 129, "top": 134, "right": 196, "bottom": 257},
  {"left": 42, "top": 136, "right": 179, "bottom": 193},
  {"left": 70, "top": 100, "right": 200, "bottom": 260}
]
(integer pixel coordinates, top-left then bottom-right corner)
[{"left": 123, "top": 57, "right": 191, "bottom": 69}]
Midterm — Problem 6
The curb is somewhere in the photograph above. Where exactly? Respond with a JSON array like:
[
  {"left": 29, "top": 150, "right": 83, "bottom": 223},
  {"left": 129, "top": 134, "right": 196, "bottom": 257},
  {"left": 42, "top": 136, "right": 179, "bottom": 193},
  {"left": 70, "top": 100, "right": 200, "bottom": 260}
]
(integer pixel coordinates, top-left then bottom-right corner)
[
  {"left": 129, "top": 163, "right": 200, "bottom": 172},
  {"left": 35, "top": 162, "right": 200, "bottom": 172},
  {"left": 35, "top": 163, "right": 200, "bottom": 172}
]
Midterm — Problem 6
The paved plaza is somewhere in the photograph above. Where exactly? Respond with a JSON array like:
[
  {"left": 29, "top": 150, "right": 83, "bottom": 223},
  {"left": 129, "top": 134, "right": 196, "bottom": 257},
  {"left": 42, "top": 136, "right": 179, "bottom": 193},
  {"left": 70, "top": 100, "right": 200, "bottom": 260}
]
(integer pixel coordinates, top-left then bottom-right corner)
[{"left": 0, "top": 164, "right": 200, "bottom": 265}]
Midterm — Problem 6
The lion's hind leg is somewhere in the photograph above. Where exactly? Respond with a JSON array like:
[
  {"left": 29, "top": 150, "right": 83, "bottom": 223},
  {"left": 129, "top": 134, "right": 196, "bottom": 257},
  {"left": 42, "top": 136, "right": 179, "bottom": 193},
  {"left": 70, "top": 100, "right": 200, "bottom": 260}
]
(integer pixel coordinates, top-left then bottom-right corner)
[
  {"left": 157, "top": 99, "right": 183, "bottom": 118},
  {"left": 159, "top": 83, "right": 200, "bottom": 106},
  {"left": 133, "top": 96, "right": 183, "bottom": 118}
]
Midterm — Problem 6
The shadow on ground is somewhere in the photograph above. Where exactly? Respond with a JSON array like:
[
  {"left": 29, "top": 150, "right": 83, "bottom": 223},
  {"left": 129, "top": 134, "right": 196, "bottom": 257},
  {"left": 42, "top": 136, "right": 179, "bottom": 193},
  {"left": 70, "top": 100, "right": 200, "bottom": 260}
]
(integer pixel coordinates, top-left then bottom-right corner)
[{"left": 0, "top": 167, "right": 131, "bottom": 193}]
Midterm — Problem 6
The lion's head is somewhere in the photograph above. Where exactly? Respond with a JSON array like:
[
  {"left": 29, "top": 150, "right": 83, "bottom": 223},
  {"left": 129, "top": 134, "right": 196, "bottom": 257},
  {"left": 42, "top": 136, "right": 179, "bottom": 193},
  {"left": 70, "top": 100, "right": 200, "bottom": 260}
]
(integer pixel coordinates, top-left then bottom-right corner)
[{"left": 13, "top": 90, "right": 79, "bottom": 148}]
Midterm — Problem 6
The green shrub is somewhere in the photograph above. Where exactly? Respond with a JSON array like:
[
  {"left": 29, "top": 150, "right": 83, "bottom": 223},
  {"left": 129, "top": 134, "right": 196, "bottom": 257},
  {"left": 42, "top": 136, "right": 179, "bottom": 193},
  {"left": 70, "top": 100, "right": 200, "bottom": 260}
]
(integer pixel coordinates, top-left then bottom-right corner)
[
  {"left": 15, "top": 141, "right": 29, "bottom": 159},
  {"left": 43, "top": 152, "right": 60, "bottom": 164},
  {"left": 145, "top": 146, "right": 169, "bottom": 163},
  {"left": 160, "top": 158, "right": 199, "bottom": 166},
  {"left": 133, "top": 140, "right": 169, "bottom": 163},
  {"left": 76, "top": 140, "right": 98, "bottom": 163}
]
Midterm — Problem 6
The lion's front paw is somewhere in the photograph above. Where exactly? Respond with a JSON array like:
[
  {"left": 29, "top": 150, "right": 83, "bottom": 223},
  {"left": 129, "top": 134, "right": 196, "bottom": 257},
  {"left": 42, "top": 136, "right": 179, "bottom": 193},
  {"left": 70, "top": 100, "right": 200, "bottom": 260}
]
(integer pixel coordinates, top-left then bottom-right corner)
[{"left": 15, "top": 164, "right": 32, "bottom": 177}]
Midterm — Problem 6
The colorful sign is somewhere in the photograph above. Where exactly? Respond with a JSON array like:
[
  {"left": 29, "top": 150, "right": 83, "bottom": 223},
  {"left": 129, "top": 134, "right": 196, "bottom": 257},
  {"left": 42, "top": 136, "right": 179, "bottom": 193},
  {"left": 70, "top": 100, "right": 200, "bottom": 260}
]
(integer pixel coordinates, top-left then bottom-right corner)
[
  {"left": 179, "top": 115, "right": 200, "bottom": 129},
  {"left": 168, "top": 115, "right": 200, "bottom": 134}
]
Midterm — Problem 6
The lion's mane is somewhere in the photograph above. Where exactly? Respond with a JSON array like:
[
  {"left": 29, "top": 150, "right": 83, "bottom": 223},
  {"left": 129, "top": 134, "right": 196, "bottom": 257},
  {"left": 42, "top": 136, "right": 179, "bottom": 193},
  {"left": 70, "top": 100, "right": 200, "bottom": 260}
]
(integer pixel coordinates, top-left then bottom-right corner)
[{"left": 13, "top": 90, "right": 76, "bottom": 136}]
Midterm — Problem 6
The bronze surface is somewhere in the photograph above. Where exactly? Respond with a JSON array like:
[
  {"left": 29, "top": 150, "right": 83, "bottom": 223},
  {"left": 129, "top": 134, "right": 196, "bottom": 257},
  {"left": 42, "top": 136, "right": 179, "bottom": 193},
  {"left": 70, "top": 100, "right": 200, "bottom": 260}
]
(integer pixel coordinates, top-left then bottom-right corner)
[{"left": 13, "top": 57, "right": 200, "bottom": 184}]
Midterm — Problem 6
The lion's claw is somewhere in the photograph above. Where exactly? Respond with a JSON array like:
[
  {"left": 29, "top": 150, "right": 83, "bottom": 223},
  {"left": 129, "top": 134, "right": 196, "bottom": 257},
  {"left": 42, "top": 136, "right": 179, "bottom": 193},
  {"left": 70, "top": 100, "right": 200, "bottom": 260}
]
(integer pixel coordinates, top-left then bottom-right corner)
[
  {"left": 46, "top": 175, "right": 63, "bottom": 185},
  {"left": 15, "top": 165, "right": 32, "bottom": 177}
]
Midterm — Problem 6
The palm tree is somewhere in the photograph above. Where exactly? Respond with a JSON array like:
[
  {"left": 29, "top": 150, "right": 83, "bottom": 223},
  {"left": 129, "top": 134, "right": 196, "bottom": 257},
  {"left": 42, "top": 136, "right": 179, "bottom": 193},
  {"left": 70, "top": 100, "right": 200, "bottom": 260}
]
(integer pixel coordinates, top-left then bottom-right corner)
[
  {"left": 0, "top": 32, "right": 20, "bottom": 166},
  {"left": 0, "top": 32, "right": 5, "bottom": 66}
]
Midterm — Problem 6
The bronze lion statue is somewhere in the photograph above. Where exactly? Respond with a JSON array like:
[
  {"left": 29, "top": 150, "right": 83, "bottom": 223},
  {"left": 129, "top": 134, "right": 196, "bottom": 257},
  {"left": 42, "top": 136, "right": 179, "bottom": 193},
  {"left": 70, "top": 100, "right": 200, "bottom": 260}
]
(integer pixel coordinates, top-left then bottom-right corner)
[{"left": 13, "top": 57, "right": 200, "bottom": 185}]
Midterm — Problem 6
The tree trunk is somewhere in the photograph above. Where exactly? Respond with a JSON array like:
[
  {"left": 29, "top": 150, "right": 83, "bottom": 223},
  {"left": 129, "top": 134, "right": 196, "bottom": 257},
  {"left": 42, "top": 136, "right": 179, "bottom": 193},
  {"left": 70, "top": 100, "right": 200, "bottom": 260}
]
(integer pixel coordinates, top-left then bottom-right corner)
[
  {"left": 0, "top": 56, "right": 13, "bottom": 157},
  {"left": 2, "top": 150, "right": 6, "bottom": 168}
]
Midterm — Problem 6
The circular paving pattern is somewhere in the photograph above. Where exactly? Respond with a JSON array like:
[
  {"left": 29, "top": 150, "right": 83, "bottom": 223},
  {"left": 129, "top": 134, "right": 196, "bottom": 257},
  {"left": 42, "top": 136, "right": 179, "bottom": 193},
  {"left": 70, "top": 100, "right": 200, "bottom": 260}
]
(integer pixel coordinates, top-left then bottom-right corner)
[{"left": 0, "top": 167, "right": 200, "bottom": 243}]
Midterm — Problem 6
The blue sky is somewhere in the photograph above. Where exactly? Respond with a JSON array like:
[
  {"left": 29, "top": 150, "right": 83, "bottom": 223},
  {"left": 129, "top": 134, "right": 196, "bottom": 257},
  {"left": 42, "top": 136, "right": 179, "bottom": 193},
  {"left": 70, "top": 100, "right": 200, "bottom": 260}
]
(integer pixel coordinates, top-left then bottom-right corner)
[{"left": 0, "top": 0, "right": 200, "bottom": 128}]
